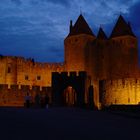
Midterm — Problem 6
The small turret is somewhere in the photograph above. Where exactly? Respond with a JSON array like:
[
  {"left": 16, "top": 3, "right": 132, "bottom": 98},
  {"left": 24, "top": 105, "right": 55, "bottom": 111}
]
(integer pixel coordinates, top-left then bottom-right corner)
[{"left": 97, "top": 27, "right": 108, "bottom": 40}]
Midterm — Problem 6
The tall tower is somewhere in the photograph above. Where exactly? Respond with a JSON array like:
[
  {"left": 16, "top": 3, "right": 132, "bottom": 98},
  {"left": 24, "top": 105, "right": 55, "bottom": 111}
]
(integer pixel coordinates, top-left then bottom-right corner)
[
  {"left": 64, "top": 14, "right": 95, "bottom": 72},
  {"left": 109, "top": 15, "right": 138, "bottom": 78}
]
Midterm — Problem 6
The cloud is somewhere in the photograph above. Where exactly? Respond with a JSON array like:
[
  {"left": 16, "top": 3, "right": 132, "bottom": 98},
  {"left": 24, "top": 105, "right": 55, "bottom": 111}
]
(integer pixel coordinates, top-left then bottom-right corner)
[
  {"left": 127, "top": 1, "right": 140, "bottom": 61},
  {"left": 0, "top": 33, "right": 63, "bottom": 62},
  {"left": 29, "top": 0, "right": 71, "bottom": 7},
  {"left": 11, "top": 0, "right": 22, "bottom": 5},
  {"left": 128, "top": 1, "right": 140, "bottom": 30},
  {"left": 42, "top": 0, "right": 71, "bottom": 6},
  {"left": 0, "top": 0, "right": 140, "bottom": 62}
]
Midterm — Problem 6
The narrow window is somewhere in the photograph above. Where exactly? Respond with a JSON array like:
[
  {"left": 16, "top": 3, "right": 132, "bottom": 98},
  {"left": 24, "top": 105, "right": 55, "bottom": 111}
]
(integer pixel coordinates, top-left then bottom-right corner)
[
  {"left": 111, "top": 80, "right": 112, "bottom": 85},
  {"left": 122, "top": 79, "right": 125, "bottom": 85},
  {"left": 7, "top": 67, "right": 11, "bottom": 73},
  {"left": 128, "top": 98, "right": 130, "bottom": 103},
  {"left": 25, "top": 75, "right": 29, "bottom": 80},
  {"left": 37, "top": 76, "right": 41, "bottom": 80}
]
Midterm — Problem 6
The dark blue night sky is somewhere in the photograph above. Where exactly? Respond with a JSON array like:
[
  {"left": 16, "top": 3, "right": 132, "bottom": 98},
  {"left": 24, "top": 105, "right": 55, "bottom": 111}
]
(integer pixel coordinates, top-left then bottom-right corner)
[{"left": 0, "top": 0, "right": 140, "bottom": 62}]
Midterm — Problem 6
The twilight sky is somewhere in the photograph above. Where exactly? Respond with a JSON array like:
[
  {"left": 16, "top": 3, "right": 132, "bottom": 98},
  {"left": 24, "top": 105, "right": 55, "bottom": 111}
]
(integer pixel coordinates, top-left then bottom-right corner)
[{"left": 0, "top": 0, "right": 140, "bottom": 62}]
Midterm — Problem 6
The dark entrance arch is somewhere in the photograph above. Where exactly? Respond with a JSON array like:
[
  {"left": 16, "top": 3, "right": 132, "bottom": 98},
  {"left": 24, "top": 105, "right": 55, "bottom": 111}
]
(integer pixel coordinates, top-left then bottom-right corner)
[
  {"left": 52, "top": 71, "right": 87, "bottom": 107},
  {"left": 63, "top": 86, "right": 77, "bottom": 106}
]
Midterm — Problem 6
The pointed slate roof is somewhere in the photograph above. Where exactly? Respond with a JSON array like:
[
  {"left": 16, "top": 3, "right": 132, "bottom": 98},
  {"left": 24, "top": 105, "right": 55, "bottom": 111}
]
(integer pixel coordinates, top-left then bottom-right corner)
[
  {"left": 97, "top": 27, "right": 108, "bottom": 40},
  {"left": 110, "top": 15, "right": 136, "bottom": 38},
  {"left": 68, "top": 14, "right": 95, "bottom": 37}
]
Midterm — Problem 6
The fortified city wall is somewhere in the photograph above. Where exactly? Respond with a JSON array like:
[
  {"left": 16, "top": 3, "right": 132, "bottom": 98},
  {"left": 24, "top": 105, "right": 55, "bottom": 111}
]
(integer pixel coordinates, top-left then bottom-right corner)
[
  {"left": 101, "top": 78, "right": 140, "bottom": 107},
  {"left": 0, "top": 56, "right": 64, "bottom": 87},
  {"left": 0, "top": 84, "right": 51, "bottom": 106}
]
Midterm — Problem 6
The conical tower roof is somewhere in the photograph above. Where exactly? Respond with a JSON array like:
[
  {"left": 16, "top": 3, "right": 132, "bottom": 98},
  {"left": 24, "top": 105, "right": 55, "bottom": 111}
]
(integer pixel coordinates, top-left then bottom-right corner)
[
  {"left": 97, "top": 27, "right": 108, "bottom": 39},
  {"left": 110, "top": 15, "right": 136, "bottom": 38},
  {"left": 68, "top": 14, "right": 95, "bottom": 37}
]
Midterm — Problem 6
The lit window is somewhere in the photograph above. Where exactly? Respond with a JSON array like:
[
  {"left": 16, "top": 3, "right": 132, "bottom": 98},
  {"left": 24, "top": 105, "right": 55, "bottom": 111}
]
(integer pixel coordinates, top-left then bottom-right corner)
[
  {"left": 37, "top": 76, "right": 41, "bottom": 80},
  {"left": 25, "top": 75, "right": 29, "bottom": 80}
]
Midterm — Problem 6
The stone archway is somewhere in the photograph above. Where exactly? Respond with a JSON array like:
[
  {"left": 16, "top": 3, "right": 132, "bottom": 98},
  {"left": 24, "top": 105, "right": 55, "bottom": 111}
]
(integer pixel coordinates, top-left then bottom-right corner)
[
  {"left": 52, "top": 71, "right": 86, "bottom": 107},
  {"left": 63, "top": 86, "right": 77, "bottom": 106}
]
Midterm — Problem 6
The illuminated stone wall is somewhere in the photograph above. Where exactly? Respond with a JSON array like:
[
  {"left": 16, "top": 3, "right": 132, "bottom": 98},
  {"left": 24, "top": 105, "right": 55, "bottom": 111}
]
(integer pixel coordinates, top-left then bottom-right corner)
[
  {"left": 0, "top": 56, "right": 64, "bottom": 87},
  {"left": 64, "top": 34, "right": 95, "bottom": 72},
  {"left": 87, "top": 36, "right": 138, "bottom": 79},
  {"left": 0, "top": 84, "right": 51, "bottom": 106},
  {"left": 84, "top": 37, "right": 138, "bottom": 108},
  {"left": 109, "top": 36, "right": 138, "bottom": 79},
  {"left": 102, "top": 78, "right": 140, "bottom": 106}
]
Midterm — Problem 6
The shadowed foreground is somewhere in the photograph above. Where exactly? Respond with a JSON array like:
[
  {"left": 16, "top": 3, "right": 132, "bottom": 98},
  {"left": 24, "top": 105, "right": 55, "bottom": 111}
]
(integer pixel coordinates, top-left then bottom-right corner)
[{"left": 0, "top": 107, "right": 140, "bottom": 140}]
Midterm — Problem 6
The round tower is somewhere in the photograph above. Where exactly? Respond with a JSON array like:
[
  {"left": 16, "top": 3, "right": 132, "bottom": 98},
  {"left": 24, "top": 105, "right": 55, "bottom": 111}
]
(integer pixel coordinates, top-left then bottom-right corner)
[
  {"left": 110, "top": 15, "right": 138, "bottom": 78},
  {"left": 64, "top": 14, "right": 96, "bottom": 72}
]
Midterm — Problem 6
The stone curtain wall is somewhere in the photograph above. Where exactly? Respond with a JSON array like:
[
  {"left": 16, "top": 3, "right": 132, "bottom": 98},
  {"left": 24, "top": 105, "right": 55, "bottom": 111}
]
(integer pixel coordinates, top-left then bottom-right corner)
[
  {"left": 103, "top": 78, "right": 140, "bottom": 106},
  {"left": 0, "top": 56, "right": 64, "bottom": 87},
  {"left": 0, "top": 84, "right": 51, "bottom": 107}
]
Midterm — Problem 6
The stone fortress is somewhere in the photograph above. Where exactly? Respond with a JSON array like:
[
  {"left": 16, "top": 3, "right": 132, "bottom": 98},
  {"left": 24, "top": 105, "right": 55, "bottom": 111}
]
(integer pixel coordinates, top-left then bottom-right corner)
[{"left": 0, "top": 14, "right": 140, "bottom": 109}]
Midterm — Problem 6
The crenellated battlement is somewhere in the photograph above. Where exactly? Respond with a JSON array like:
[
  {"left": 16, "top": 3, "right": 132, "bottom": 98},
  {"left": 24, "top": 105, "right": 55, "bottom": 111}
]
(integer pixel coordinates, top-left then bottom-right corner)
[
  {"left": 0, "top": 55, "right": 64, "bottom": 87},
  {"left": 100, "top": 78, "right": 140, "bottom": 107},
  {"left": 0, "top": 84, "right": 52, "bottom": 107},
  {"left": 0, "top": 55, "right": 64, "bottom": 69},
  {"left": 0, "top": 84, "right": 49, "bottom": 92},
  {"left": 52, "top": 71, "right": 86, "bottom": 77}
]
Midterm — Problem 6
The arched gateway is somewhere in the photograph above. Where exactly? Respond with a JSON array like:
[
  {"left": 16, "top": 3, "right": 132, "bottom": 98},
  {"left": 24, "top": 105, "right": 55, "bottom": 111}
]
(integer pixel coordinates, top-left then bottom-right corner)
[
  {"left": 63, "top": 86, "right": 77, "bottom": 106},
  {"left": 52, "top": 71, "right": 87, "bottom": 107}
]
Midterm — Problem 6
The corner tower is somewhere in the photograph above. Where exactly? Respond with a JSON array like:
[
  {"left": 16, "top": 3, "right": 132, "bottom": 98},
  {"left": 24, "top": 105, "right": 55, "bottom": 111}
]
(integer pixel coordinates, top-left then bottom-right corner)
[{"left": 64, "top": 14, "right": 96, "bottom": 72}]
